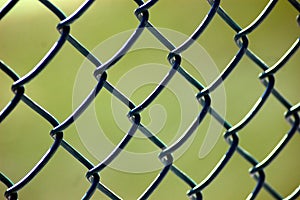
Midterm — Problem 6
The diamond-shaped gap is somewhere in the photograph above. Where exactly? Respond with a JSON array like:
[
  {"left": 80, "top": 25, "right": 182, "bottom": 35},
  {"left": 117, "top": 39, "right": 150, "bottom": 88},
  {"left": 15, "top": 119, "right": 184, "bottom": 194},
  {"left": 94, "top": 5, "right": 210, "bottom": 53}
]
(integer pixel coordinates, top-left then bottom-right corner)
[
  {"left": 270, "top": 48, "right": 300, "bottom": 104},
  {"left": 247, "top": 0, "right": 299, "bottom": 64},
  {"left": 202, "top": 146, "right": 258, "bottom": 199},
  {"left": 149, "top": 0, "right": 211, "bottom": 40},
  {"left": 166, "top": 121, "right": 232, "bottom": 199},
  {"left": 64, "top": 0, "right": 139, "bottom": 51},
  {"left": 100, "top": 32, "right": 170, "bottom": 84},
  {"left": 221, "top": 56, "right": 267, "bottom": 124},
  {"left": 0, "top": 1, "right": 66, "bottom": 77},
  {"left": 99, "top": 35, "right": 169, "bottom": 106},
  {"left": 0, "top": 97, "right": 58, "bottom": 199},
  {"left": 22, "top": 39, "right": 83, "bottom": 120},
  {"left": 197, "top": 16, "right": 244, "bottom": 69},
  {"left": 220, "top": 0, "right": 271, "bottom": 27}
]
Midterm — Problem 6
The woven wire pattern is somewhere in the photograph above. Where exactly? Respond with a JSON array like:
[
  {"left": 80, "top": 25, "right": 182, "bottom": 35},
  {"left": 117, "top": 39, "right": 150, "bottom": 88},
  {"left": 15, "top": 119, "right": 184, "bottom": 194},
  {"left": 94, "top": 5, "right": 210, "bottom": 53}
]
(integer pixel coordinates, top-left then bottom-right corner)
[{"left": 0, "top": 0, "right": 299, "bottom": 199}]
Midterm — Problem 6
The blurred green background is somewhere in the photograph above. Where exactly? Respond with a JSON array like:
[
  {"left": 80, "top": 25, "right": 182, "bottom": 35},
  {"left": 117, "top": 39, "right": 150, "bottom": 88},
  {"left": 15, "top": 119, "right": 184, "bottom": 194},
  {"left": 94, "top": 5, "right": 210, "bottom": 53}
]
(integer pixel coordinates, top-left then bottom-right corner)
[{"left": 0, "top": 0, "right": 299, "bottom": 199}]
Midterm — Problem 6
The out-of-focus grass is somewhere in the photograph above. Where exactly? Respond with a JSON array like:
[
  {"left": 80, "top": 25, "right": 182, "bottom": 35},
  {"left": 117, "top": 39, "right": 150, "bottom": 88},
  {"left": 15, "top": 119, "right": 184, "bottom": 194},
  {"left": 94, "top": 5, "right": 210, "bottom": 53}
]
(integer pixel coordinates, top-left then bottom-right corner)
[{"left": 0, "top": 0, "right": 299, "bottom": 199}]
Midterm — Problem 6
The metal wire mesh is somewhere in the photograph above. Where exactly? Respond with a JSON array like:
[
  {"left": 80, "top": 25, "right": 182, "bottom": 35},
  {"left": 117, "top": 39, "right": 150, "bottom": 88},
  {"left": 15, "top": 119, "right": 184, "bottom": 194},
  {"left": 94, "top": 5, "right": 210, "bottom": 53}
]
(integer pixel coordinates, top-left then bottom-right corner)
[{"left": 0, "top": 0, "right": 299, "bottom": 199}]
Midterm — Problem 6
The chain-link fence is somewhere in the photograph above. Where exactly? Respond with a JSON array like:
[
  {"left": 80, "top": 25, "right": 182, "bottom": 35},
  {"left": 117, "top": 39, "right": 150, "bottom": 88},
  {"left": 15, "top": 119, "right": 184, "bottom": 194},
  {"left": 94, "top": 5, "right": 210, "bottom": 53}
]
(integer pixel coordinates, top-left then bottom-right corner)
[{"left": 0, "top": 0, "right": 299, "bottom": 199}]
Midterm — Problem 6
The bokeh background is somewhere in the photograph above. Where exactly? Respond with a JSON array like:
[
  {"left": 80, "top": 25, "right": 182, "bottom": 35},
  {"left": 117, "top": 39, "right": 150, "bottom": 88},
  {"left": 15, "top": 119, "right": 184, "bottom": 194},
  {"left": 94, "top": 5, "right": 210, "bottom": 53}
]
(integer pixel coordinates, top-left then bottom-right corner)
[{"left": 0, "top": 0, "right": 299, "bottom": 199}]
